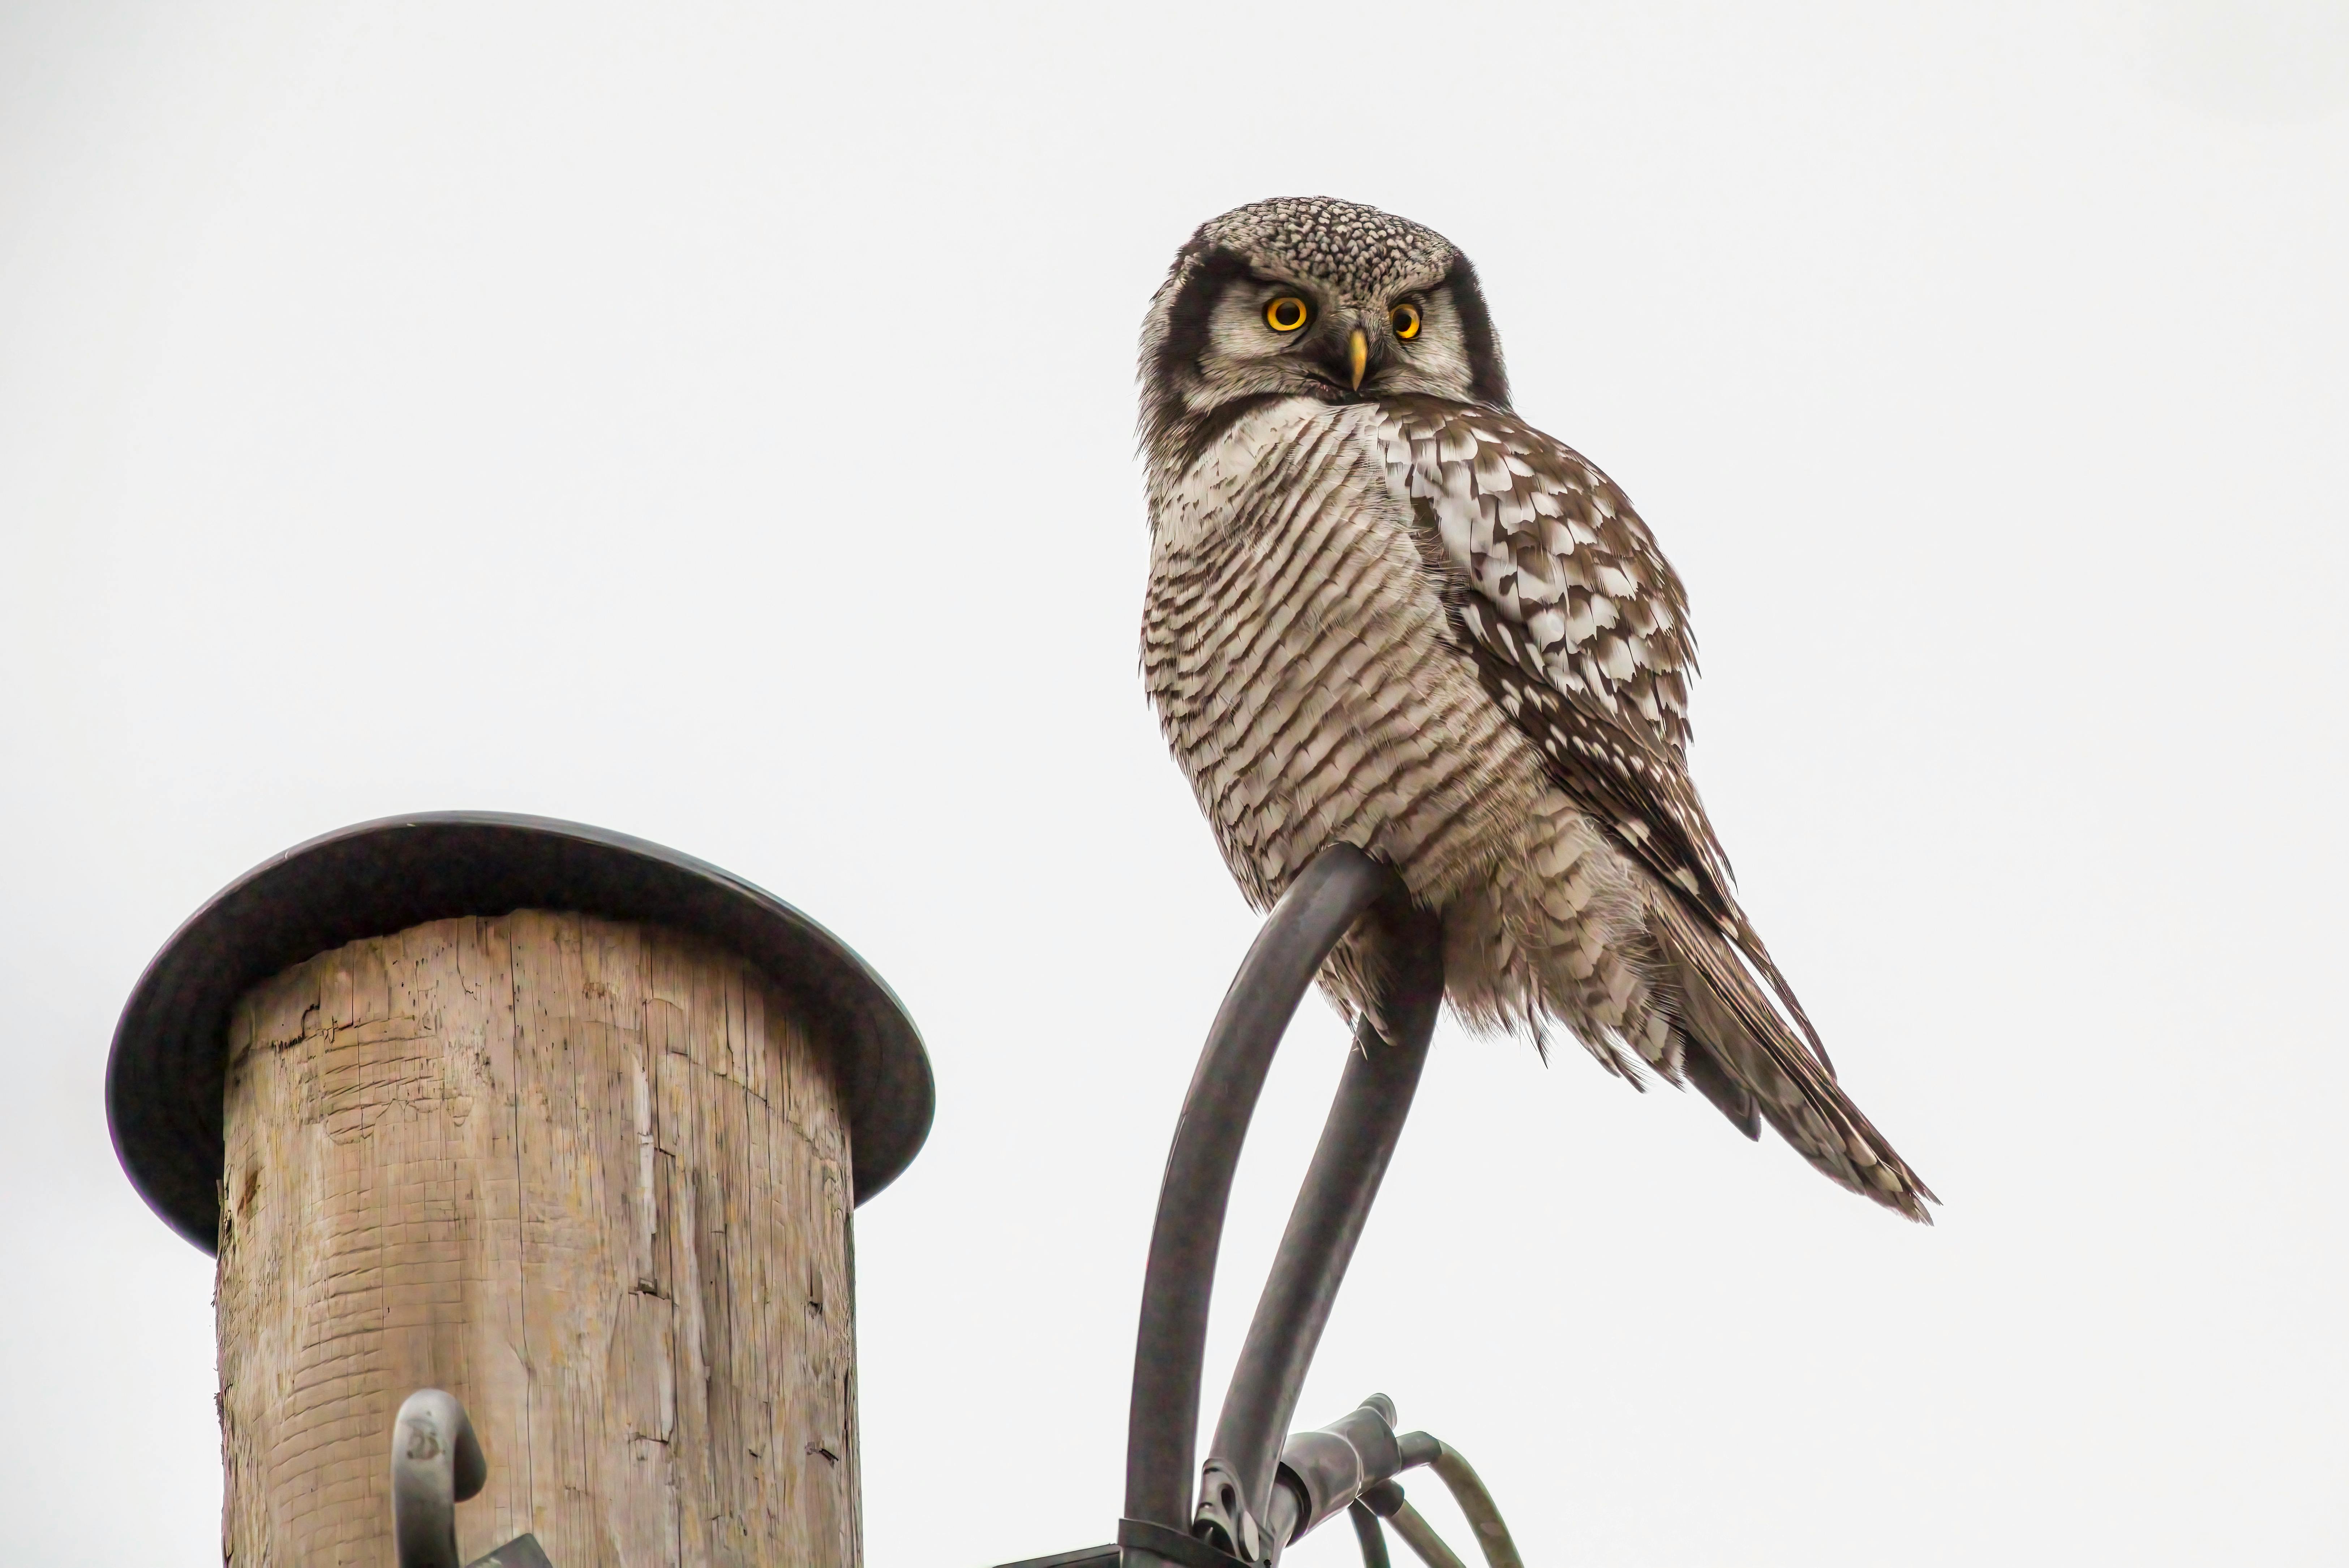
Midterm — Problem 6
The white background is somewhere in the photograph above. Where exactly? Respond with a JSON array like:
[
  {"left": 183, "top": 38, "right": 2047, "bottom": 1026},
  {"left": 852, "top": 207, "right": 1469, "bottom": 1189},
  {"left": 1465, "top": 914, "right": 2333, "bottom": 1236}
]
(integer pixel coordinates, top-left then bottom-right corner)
[{"left": 3, "top": 3, "right": 2344, "bottom": 1563}]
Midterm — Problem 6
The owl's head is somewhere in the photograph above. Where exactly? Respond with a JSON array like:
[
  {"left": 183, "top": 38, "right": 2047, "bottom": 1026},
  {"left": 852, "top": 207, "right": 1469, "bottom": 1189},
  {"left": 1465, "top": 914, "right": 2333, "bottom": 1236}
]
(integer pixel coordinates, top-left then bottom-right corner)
[{"left": 1139, "top": 196, "right": 1510, "bottom": 463}]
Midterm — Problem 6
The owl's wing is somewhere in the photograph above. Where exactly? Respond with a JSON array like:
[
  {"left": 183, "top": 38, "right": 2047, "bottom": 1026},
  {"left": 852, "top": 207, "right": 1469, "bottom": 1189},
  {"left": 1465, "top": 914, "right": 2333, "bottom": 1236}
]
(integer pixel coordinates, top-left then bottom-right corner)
[{"left": 1370, "top": 395, "right": 1833, "bottom": 1071}]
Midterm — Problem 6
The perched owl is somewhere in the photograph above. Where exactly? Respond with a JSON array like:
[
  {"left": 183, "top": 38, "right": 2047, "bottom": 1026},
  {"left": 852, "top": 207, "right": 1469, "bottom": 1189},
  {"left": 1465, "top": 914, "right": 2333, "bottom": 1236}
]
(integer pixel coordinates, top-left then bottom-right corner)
[{"left": 1139, "top": 196, "right": 1932, "bottom": 1219}]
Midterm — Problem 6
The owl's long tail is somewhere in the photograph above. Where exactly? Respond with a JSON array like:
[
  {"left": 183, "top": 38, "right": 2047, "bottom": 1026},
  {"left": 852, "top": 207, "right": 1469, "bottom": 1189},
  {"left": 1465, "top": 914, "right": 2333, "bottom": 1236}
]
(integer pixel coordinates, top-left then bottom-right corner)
[{"left": 1646, "top": 893, "right": 1936, "bottom": 1223}]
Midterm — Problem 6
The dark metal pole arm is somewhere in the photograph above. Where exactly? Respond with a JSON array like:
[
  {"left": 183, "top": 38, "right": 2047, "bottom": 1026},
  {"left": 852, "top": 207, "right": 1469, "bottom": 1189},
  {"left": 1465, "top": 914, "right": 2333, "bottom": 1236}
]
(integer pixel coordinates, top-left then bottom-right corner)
[
  {"left": 1121, "top": 844, "right": 1416, "bottom": 1549},
  {"left": 1198, "top": 894, "right": 1442, "bottom": 1558},
  {"left": 1347, "top": 1502, "right": 1392, "bottom": 1568}
]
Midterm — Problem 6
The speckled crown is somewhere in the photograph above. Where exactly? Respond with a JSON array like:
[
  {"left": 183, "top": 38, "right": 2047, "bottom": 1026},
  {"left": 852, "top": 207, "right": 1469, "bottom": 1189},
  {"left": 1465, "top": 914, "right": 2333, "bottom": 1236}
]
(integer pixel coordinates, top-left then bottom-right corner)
[{"left": 1191, "top": 196, "right": 1460, "bottom": 299}]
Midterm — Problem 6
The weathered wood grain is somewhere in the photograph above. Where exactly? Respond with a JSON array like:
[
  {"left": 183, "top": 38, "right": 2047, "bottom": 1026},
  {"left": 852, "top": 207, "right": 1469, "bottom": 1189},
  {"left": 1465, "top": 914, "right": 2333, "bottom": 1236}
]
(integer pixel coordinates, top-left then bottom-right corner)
[{"left": 216, "top": 912, "right": 859, "bottom": 1567}]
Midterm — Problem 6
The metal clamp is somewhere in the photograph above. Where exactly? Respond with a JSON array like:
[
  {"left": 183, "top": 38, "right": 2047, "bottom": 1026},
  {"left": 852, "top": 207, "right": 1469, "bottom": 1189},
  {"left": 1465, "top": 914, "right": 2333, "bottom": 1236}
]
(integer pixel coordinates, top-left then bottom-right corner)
[{"left": 1201, "top": 1388, "right": 1529, "bottom": 1568}]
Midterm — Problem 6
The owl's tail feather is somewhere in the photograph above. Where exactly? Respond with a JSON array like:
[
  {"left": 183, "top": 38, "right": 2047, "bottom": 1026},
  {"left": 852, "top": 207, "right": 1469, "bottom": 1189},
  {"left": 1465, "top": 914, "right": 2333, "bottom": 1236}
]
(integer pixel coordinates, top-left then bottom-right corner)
[
  {"left": 1648, "top": 894, "right": 1936, "bottom": 1222},
  {"left": 1681, "top": 1044, "right": 1761, "bottom": 1141}
]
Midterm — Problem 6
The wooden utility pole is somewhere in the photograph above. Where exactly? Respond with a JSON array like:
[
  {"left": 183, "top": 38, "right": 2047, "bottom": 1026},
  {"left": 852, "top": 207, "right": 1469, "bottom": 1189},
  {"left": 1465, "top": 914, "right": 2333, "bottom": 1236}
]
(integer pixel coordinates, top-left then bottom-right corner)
[{"left": 107, "top": 815, "right": 932, "bottom": 1568}]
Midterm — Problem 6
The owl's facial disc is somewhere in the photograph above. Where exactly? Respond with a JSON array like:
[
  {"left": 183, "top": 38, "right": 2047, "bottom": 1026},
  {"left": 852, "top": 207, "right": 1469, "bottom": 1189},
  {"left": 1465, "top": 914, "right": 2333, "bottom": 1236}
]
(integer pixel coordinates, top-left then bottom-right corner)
[{"left": 1138, "top": 198, "right": 1513, "bottom": 463}]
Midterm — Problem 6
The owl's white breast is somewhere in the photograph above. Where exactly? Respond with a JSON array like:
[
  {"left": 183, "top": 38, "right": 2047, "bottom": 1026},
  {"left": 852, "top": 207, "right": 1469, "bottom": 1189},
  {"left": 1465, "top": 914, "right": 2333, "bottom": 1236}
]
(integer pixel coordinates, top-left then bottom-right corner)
[{"left": 1141, "top": 399, "right": 1558, "bottom": 912}]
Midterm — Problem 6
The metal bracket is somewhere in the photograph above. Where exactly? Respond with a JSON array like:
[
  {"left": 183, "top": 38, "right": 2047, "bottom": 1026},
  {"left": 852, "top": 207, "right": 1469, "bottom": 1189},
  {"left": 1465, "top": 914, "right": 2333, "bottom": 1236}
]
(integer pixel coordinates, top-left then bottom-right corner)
[{"left": 464, "top": 1535, "right": 554, "bottom": 1568}]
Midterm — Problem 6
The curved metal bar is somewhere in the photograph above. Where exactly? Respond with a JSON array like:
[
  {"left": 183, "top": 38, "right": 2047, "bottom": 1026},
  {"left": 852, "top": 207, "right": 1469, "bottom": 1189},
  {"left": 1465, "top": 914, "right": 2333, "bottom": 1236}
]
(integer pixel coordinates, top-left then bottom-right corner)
[
  {"left": 1122, "top": 844, "right": 1403, "bottom": 1535},
  {"left": 1426, "top": 1444, "right": 1524, "bottom": 1568},
  {"left": 391, "top": 1389, "right": 487, "bottom": 1568},
  {"left": 1204, "top": 900, "right": 1443, "bottom": 1552},
  {"left": 1384, "top": 1502, "right": 1469, "bottom": 1568},
  {"left": 1347, "top": 1502, "right": 1392, "bottom": 1568}
]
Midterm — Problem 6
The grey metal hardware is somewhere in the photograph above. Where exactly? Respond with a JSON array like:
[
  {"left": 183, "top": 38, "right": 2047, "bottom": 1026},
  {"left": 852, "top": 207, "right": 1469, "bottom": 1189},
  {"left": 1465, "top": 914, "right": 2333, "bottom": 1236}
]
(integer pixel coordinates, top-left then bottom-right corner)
[
  {"left": 1123, "top": 845, "right": 1412, "bottom": 1543},
  {"left": 1352, "top": 1437, "right": 1522, "bottom": 1568},
  {"left": 1121, "top": 845, "right": 1444, "bottom": 1568},
  {"left": 1359, "top": 1484, "right": 1466, "bottom": 1568},
  {"left": 1268, "top": 1395, "right": 1406, "bottom": 1544},
  {"left": 1421, "top": 1443, "right": 1523, "bottom": 1568},
  {"left": 993, "top": 845, "right": 1525, "bottom": 1568},
  {"left": 389, "top": 1387, "right": 554, "bottom": 1568},
  {"left": 392, "top": 1390, "right": 487, "bottom": 1568},
  {"left": 464, "top": 1535, "right": 555, "bottom": 1568},
  {"left": 1198, "top": 914, "right": 1441, "bottom": 1560},
  {"left": 1345, "top": 1501, "right": 1391, "bottom": 1568}
]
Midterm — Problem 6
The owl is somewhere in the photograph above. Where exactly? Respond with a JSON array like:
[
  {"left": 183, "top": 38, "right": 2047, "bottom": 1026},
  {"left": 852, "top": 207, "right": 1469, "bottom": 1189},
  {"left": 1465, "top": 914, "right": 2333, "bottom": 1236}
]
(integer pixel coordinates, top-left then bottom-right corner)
[{"left": 1139, "top": 196, "right": 1932, "bottom": 1219}]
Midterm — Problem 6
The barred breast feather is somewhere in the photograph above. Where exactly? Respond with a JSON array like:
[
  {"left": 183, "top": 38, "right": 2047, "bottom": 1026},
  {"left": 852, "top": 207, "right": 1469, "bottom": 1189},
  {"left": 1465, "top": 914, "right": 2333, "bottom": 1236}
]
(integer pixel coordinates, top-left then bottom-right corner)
[{"left": 1142, "top": 394, "right": 1934, "bottom": 1219}]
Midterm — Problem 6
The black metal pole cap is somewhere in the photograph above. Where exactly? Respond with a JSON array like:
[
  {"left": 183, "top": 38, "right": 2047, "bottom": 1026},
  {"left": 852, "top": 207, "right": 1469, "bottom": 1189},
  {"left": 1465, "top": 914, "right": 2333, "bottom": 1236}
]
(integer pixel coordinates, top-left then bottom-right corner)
[{"left": 106, "top": 811, "right": 934, "bottom": 1252}]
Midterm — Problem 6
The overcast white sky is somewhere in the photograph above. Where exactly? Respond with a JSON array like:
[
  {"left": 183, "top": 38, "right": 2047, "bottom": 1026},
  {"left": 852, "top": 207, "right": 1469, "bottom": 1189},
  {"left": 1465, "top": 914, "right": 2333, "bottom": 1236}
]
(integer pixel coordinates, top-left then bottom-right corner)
[{"left": 3, "top": 3, "right": 2345, "bottom": 1564}]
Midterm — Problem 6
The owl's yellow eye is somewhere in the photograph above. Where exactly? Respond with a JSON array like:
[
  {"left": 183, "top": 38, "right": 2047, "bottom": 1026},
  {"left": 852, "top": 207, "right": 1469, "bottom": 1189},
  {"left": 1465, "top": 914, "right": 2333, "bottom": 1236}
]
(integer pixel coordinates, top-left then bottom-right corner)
[
  {"left": 1264, "top": 296, "right": 1309, "bottom": 333},
  {"left": 1391, "top": 303, "right": 1422, "bottom": 340}
]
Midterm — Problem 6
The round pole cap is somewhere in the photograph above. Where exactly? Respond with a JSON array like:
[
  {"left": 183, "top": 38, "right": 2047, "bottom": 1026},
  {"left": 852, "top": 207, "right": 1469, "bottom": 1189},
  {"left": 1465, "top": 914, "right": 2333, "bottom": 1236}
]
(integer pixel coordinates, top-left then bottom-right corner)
[{"left": 107, "top": 811, "right": 934, "bottom": 1252}]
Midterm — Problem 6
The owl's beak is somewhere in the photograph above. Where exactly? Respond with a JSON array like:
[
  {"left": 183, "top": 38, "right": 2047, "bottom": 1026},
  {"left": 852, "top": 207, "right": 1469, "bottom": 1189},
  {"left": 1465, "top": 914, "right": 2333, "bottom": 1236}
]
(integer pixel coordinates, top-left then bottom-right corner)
[{"left": 1347, "top": 328, "right": 1369, "bottom": 391}]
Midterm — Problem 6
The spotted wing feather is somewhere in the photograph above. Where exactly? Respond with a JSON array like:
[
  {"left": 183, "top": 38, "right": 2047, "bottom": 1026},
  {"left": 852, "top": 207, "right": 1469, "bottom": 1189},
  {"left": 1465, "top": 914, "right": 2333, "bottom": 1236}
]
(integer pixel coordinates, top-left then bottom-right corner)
[
  {"left": 1373, "top": 396, "right": 1933, "bottom": 1216},
  {"left": 1369, "top": 398, "right": 1819, "bottom": 1020}
]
